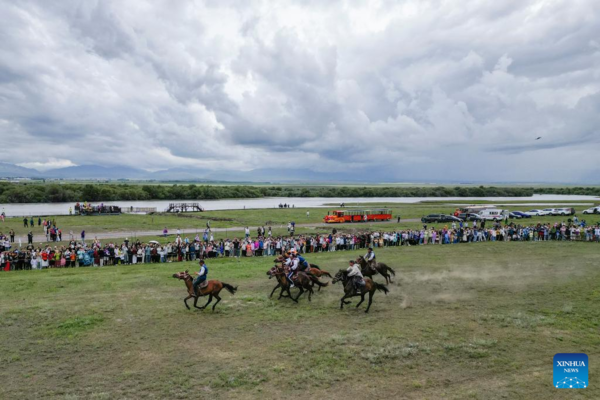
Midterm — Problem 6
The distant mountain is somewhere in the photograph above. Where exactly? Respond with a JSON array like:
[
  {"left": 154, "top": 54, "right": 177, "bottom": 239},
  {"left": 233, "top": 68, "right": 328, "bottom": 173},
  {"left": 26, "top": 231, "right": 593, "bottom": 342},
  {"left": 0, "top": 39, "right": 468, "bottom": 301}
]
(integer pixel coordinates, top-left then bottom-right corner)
[
  {"left": 0, "top": 162, "right": 387, "bottom": 183},
  {"left": 45, "top": 165, "right": 150, "bottom": 179},
  {"left": 0, "top": 162, "right": 43, "bottom": 178}
]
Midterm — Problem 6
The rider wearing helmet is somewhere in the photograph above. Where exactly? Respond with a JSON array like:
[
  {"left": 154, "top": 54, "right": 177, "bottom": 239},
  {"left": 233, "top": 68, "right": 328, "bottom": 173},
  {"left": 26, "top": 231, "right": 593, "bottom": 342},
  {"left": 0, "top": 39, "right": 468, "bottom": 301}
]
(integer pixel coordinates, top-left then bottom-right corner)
[{"left": 287, "top": 254, "right": 300, "bottom": 287}]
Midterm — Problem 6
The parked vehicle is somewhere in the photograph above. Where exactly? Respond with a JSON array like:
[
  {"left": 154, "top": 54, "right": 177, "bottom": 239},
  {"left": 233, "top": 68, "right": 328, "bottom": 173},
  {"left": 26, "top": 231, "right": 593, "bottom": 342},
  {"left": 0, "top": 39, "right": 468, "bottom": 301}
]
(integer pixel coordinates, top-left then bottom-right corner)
[
  {"left": 511, "top": 211, "right": 532, "bottom": 218},
  {"left": 478, "top": 209, "right": 509, "bottom": 221},
  {"left": 508, "top": 212, "right": 522, "bottom": 219},
  {"left": 421, "top": 214, "right": 463, "bottom": 223},
  {"left": 453, "top": 205, "right": 495, "bottom": 217},
  {"left": 552, "top": 207, "right": 575, "bottom": 216},
  {"left": 542, "top": 208, "right": 556, "bottom": 215},
  {"left": 583, "top": 207, "right": 600, "bottom": 214},
  {"left": 458, "top": 213, "right": 483, "bottom": 221},
  {"left": 524, "top": 209, "right": 549, "bottom": 216}
]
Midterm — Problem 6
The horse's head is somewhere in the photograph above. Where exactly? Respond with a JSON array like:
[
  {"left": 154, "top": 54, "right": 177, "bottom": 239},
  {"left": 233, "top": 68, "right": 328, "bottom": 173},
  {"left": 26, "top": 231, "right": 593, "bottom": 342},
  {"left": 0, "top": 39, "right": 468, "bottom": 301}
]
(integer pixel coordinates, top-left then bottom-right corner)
[
  {"left": 172, "top": 270, "right": 192, "bottom": 280},
  {"left": 332, "top": 270, "right": 347, "bottom": 284},
  {"left": 356, "top": 256, "right": 365, "bottom": 265},
  {"left": 267, "top": 265, "right": 277, "bottom": 279}
]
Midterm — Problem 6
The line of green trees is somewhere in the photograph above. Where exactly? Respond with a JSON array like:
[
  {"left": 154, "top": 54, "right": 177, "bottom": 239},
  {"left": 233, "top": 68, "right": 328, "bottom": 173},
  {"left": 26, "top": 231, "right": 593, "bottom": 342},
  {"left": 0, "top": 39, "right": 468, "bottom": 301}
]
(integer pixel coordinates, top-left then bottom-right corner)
[{"left": 0, "top": 182, "right": 598, "bottom": 203}]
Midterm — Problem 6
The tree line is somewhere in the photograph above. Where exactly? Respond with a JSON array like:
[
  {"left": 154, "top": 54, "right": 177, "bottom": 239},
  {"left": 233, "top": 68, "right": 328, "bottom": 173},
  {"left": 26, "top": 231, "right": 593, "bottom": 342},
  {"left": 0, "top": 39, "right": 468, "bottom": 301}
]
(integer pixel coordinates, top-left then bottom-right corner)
[{"left": 0, "top": 182, "right": 598, "bottom": 203}]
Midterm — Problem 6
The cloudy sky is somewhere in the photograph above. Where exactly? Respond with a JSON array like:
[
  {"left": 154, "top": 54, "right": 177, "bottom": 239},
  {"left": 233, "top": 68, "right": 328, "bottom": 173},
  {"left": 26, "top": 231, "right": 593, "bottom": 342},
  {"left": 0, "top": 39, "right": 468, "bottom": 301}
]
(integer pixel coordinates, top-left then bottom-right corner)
[{"left": 1, "top": 0, "right": 599, "bottom": 182}]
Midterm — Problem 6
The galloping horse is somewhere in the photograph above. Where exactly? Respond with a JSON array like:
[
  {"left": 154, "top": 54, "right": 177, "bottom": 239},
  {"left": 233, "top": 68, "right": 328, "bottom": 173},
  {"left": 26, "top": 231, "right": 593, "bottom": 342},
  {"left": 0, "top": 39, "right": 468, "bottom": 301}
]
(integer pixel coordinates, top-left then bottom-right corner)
[
  {"left": 332, "top": 270, "right": 389, "bottom": 313},
  {"left": 356, "top": 255, "right": 396, "bottom": 284},
  {"left": 172, "top": 271, "right": 237, "bottom": 311},
  {"left": 267, "top": 264, "right": 328, "bottom": 302}
]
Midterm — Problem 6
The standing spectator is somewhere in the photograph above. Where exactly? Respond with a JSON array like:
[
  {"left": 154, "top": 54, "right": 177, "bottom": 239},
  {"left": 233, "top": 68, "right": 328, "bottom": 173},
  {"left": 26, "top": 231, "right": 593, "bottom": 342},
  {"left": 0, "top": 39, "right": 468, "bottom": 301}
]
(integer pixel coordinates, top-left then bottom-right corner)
[
  {"left": 81, "top": 230, "right": 86, "bottom": 242},
  {"left": 9, "top": 229, "right": 15, "bottom": 243},
  {"left": 27, "top": 232, "right": 33, "bottom": 245},
  {"left": 23, "top": 217, "right": 28, "bottom": 228}
]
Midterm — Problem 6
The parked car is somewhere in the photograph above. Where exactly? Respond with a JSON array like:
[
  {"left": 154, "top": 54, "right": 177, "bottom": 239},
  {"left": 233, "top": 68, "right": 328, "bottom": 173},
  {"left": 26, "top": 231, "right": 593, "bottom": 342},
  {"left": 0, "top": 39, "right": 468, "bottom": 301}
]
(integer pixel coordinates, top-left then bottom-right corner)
[
  {"left": 583, "top": 207, "right": 600, "bottom": 214},
  {"left": 508, "top": 212, "right": 522, "bottom": 219},
  {"left": 511, "top": 211, "right": 532, "bottom": 218},
  {"left": 524, "top": 209, "right": 548, "bottom": 216},
  {"left": 421, "top": 214, "right": 463, "bottom": 223},
  {"left": 542, "top": 208, "right": 556, "bottom": 215},
  {"left": 552, "top": 207, "right": 575, "bottom": 216},
  {"left": 478, "top": 209, "right": 509, "bottom": 221},
  {"left": 458, "top": 213, "right": 483, "bottom": 221}
]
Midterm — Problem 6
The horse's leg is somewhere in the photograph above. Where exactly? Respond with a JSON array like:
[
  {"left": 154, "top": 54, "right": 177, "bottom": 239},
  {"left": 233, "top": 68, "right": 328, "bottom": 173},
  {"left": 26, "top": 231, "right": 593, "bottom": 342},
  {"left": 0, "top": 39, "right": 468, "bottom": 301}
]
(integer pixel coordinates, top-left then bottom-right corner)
[
  {"left": 184, "top": 296, "right": 191, "bottom": 310},
  {"left": 193, "top": 295, "right": 200, "bottom": 309},
  {"left": 382, "top": 271, "right": 390, "bottom": 285},
  {"left": 365, "top": 291, "right": 374, "bottom": 313},
  {"left": 201, "top": 294, "right": 213, "bottom": 310},
  {"left": 294, "top": 287, "right": 304, "bottom": 302},
  {"left": 289, "top": 287, "right": 298, "bottom": 303},
  {"left": 307, "top": 285, "right": 313, "bottom": 302},
  {"left": 278, "top": 285, "right": 287, "bottom": 299},
  {"left": 212, "top": 294, "right": 221, "bottom": 311},
  {"left": 356, "top": 293, "right": 365, "bottom": 308},
  {"left": 340, "top": 293, "right": 351, "bottom": 309},
  {"left": 270, "top": 283, "right": 280, "bottom": 298}
]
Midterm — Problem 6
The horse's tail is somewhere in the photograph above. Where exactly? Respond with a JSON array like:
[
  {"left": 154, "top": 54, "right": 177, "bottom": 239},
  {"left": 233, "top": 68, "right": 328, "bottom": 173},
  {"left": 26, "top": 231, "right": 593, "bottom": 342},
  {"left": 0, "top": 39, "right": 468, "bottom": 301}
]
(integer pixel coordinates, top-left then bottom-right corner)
[
  {"left": 222, "top": 282, "right": 238, "bottom": 295},
  {"left": 373, "top": 282, "right": 389, "bottom": 295},
  {"left": 309, "top": 274, "right": 329, "bottom": 287},
  {"left": 310, "top": 264, "right": 321, "bottom": 270},
  {"left": 385, "top": 265, "right": 396, "bottom": 277},
  {"left": 320, "top": 270, "right": 332, "bottom": 278}
]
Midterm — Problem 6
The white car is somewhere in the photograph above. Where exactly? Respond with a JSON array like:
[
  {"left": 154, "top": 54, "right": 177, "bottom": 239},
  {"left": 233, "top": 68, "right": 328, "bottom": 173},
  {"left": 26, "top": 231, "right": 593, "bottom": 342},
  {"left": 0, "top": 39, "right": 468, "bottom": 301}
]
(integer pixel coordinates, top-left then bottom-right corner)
[
  {"left": 524, "top": 209, "right": 548, "bottom": 216},
  {"left": 542, "top": 208, "right": 556, "bottom": 215},
  {"left": 582, "top": 207, "right": 600, "bottom": 215}
]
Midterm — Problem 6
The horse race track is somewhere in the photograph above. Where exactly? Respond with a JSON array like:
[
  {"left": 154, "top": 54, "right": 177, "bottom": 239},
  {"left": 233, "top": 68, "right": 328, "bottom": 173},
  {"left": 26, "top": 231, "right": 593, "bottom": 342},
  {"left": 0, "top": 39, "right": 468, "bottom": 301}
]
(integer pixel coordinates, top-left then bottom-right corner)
[{"left": 1, "top": 242, "right": 599, "bottom": 399}]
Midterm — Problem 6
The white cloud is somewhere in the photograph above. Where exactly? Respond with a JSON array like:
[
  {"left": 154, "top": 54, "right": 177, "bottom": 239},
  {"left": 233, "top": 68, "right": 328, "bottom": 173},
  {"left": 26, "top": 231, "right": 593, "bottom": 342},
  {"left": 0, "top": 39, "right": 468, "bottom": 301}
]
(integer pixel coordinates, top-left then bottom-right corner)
[
  {"left": 0, "top": 0, "right": 599, "bottom": 182},
  {"left": 18, "top": 158, "right": 77, "bottom": 171}
]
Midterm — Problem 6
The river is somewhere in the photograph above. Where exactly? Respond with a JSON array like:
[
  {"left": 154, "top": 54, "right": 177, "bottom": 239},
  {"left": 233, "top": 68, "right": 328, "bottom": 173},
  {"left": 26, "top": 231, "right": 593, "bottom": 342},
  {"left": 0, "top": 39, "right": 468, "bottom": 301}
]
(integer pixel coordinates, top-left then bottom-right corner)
[{"left": 0, "top": 195, "right": 598, "bottom": 217}]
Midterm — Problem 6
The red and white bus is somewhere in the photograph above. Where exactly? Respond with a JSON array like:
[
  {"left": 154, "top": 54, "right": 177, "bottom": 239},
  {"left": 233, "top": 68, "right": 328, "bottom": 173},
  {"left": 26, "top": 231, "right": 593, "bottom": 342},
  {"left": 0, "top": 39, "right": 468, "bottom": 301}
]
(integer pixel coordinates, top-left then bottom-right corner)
[{"left": 323, "top": 209, "right": 392, "bottom": 223}]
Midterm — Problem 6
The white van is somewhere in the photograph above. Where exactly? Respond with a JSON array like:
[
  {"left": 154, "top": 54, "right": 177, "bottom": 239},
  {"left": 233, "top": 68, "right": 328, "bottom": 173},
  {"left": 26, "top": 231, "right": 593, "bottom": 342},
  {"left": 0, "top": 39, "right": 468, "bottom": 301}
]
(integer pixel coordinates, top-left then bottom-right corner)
[{"left": 478, "top": 209, "right": 509, "bottom": 221}]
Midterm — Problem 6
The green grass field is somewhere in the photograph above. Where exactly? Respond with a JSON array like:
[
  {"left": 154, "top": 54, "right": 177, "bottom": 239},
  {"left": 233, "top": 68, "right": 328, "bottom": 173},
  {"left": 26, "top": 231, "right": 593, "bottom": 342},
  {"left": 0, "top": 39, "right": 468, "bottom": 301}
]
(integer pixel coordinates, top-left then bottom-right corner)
[{"left": 1, "top": 241, "right": 599, "bottom": 399}]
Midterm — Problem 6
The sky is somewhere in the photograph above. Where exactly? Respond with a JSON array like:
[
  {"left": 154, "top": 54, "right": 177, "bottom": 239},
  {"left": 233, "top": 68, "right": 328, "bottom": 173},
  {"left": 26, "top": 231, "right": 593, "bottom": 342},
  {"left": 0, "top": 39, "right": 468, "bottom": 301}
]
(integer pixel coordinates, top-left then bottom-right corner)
[{"left": 0, "top": 0, "right": 599, "bottom": 182}]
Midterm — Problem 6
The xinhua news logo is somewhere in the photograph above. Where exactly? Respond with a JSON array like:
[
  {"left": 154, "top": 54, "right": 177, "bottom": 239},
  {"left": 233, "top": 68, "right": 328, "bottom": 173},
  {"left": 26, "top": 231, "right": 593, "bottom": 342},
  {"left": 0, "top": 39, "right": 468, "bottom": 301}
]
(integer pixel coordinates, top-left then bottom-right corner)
[{"left": 554, "top": 353, "right": 588, "bottom": 389}]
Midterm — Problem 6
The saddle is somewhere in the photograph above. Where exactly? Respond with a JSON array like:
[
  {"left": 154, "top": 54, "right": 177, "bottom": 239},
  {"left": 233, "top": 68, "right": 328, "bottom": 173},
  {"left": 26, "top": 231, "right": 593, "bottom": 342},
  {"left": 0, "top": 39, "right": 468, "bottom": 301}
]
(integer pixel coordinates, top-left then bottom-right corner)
[{"left": 198, "top": 280, "right": 209, "bottom": 289}]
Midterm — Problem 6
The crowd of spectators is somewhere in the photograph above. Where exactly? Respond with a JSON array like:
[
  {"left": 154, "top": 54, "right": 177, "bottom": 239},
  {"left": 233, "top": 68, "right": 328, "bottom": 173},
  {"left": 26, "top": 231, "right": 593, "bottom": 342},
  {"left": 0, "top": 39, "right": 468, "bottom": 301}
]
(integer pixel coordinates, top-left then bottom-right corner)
[{"left": 2, "top": 218, "right": 599, "bottom": 271}]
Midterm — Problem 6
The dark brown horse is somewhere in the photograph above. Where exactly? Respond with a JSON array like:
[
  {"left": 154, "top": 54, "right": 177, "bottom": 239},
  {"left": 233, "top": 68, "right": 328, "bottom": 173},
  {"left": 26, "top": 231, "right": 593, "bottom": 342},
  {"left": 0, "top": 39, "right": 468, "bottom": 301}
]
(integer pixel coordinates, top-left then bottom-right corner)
[
  {"left": 356, "top": 256, "right": 396, "bottom": 284},
  {"left": 332, "top": 270, "right": 389, "bottom": 313},
  {"left": 267, "top": 264, "right": 328, "bottom": 302},
  {"left": 172, "top": 271, "right": 237, "bottom": 311}
]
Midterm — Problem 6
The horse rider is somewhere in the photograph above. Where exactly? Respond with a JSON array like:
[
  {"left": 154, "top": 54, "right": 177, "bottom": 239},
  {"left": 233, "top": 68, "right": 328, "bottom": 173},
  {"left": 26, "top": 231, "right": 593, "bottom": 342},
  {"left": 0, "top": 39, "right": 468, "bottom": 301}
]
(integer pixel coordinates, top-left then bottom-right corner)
[
  {"left": 287, "top": 254, "right": 300, "bottom": 288},
  {"left": 347, "top": 259, "right": 365, "bottom": 292},
  {"left": 364, "top": 247, "right": 377, "bottom": 272},
  {"left": 193, "top": 259, "right": 209, "bottom": 296}
]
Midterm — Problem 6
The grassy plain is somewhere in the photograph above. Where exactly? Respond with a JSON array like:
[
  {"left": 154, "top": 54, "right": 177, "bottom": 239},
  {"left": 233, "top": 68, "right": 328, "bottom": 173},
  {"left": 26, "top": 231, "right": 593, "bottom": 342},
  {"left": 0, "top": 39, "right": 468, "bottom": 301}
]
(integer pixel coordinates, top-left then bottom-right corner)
[{"left": 1, "top": 241, "right": 599, "bottom": 399}]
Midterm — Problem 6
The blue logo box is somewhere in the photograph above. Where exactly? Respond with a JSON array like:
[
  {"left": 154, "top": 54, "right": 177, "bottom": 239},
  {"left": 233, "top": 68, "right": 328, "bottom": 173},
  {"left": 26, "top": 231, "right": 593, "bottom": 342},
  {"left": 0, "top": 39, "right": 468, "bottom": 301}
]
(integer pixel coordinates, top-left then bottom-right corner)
[{"left": 554, "top": 353, "right": 588, "bottom": 389}]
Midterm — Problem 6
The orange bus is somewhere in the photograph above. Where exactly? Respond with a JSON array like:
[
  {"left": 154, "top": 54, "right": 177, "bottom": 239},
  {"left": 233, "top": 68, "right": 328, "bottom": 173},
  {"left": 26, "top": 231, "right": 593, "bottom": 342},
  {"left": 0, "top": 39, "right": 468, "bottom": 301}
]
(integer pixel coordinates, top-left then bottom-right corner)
[{"left": 323, "top": 209, "right": 392, "bottom": 223}]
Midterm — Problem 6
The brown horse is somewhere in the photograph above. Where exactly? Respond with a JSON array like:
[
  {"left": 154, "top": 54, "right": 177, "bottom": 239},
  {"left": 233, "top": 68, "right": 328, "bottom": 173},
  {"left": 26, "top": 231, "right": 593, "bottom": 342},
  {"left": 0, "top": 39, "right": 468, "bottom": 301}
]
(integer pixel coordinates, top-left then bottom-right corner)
[
  {"left": 172, "top": 271, "right": 237, "bottom": 311},
  {"left": 267, "top": 264, "right": 328, "bottom": 302},
  {"left": 332, "top": 269, "right": 389, "bottom": 313},
  {"left": 356, "top": 256, "right": 396, "bottom": 284},
  {"left": 267, "top": 265, "right": 296, "bottom": 302}
]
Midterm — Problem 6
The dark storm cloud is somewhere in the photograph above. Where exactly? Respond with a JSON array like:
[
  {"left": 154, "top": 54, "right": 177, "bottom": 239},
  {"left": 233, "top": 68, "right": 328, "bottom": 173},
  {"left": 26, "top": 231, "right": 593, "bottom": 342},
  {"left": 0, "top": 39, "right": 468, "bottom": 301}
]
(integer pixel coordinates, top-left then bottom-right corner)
[{"left": 0, "top": 0, "right": 599, "bottom": 181}]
